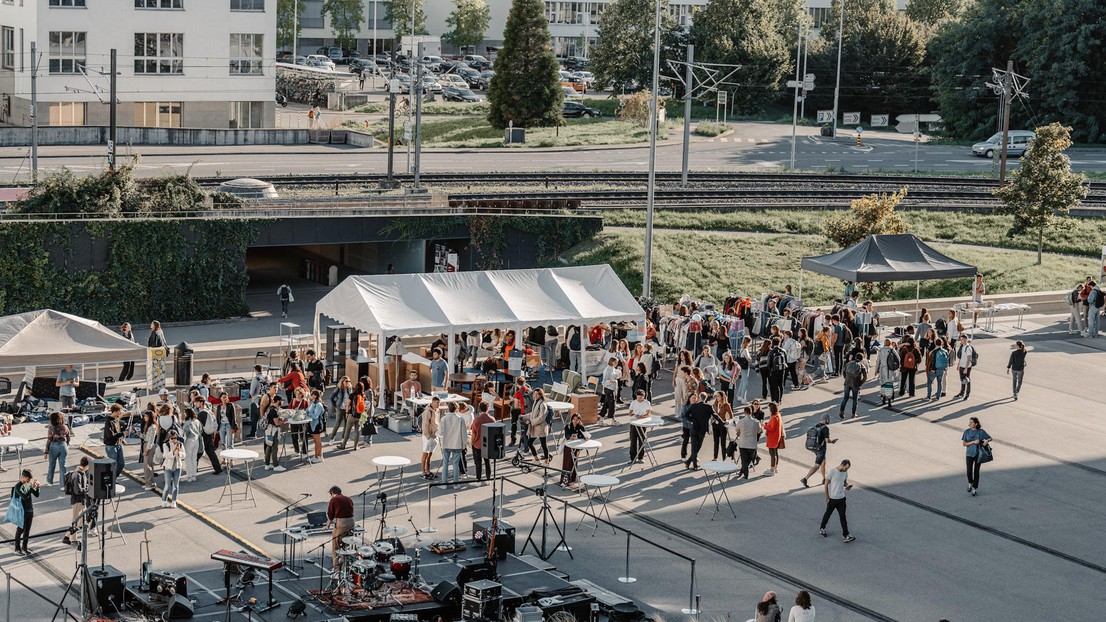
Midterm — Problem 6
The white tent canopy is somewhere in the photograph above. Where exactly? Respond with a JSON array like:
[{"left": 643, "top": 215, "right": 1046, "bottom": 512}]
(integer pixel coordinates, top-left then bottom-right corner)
[
  {"left": 0, "top": 309, "right": 146, "bottom": 368},
  {"left": 314, "top": 265, "right": 645, "bottom": 338}
]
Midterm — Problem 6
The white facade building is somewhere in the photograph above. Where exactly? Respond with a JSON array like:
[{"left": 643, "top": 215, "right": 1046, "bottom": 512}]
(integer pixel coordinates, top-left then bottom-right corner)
[{"left": 0, "top": 0, "right": 276, "bottom": 129}]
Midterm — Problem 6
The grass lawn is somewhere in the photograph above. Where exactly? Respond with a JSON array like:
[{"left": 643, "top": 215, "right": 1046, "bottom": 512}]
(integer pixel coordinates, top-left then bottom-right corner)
[
  {"left": 600, "top": 208, "right": 1106, "bottom": 259},
  {"left": 562, "top": 229, "right": 1093, "bottom": 304},
  {"left": 360, "top": 115, "right": 673, "bottom": 148}
]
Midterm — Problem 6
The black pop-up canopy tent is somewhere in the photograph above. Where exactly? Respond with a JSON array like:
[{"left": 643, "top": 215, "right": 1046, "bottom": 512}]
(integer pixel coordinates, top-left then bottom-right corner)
[{"left": 799, "top": 234, "right": 978, "bottom": 313}]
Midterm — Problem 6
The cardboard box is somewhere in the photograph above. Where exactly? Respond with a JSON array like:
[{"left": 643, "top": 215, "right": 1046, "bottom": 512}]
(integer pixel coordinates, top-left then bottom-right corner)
[{"left": 570, "top": 393, "right": 598, "bottom": 425}]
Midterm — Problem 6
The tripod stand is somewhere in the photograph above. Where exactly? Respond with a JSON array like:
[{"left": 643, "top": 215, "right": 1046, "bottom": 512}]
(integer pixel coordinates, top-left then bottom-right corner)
[
  {"left": 520, "top": 460, "right": 572, "bottom": 561},
  {"left": 53, "top": 501, "right": 96, "bottom": 622}
]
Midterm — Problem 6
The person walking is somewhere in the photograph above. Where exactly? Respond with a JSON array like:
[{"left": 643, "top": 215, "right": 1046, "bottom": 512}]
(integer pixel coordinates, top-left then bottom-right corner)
[
  {"left": 471, "top": 402, "right": 496, "bottom": 481},
  {"left": 838, "top": 353, "right": 866, "bottom": 419},
  {"left": 787, "top": 591, "right": 816, "bottom": 622},
  {"left": 599, "top": 357, "right": 622, "bottom": 421},
  {"left": 801, "top": 414, "right": 837, "bottom": 488},
  {"left": 764, "top": 402, "right": 785, "bottom": 475},
  {"left": 683, "top": 392, "right": 712, "bottom": 471},
  {"left": 439, "top": 403, "right": 466, "bottom": 486},
  {"left": 103, "top": 405, "right": 126, "bottom": 479},
  {"left": 1007, "top": 340, "right": 1027, "bottom": 400},
  {"left": 419, "top": 397, "right": 440, "bottom": 480},
  {"left": 767, "top": 337, "right": 788, "bottom": 404},
  {"left": 160, "top": 430, "right": 184, "bottom": 508},
  {"left": 263, "top": 395, "right": 286, "bottom": 472},
  {"left": 926, "top": 338, "right": 950, "bottom": 401},
  {"left": 962, "top": 416, "right": 992, "bottom": 496},
  {"left": 819, "top": 459, "right": 855, "bottom": 543},
  {"left": 733, "top": 405, "right": 761, "bottom": 479},
  {"left": 45, "top": 412, "right": 71, "bottom": 486},
  {"left": 118, "top": 323, "right": 137, "bottom": 382},
  {"left": 897, "top": 337, "right": 920, "bottom": 398},
  {"left": 277, "top": 283, "right": 293, "bottom": 318},
  {"left": 62, "top": 457, "right": 90, "bottom": 546},
  {"left": 194, "top": 398, "right": 223, "bottom": 475},
  {"left": 11, "top": 469, "right": 40, "bottom": 554},
  {"left": 340, "top": 381, "right": 369, "bottom": 450},
  {"left": 955, "top": 335, "right": 975, "bottom": 400}
]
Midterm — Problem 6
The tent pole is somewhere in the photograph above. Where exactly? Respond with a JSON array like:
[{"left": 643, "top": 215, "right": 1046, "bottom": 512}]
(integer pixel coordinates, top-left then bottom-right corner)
[
  {"left": 312, "top": 312, "right": 321, "bottom": 361},
  {"left": 447, "top": 330, "right": 456, "bottom": 380},
  {"left": 916, "top": 281, "right": 921, "bottom": 321},
  {"left": 377, "top": 333, "right": 386, "bottom": 409},
  {"left": 798, "top": 270, "right": 804, "bottom": 304}
]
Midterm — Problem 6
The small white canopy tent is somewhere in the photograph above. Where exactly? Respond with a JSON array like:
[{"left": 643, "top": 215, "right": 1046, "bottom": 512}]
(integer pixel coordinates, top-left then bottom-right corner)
[
  {"left": 0, "top": 309, "right": 146, "bottom": 368},
  {"left": 313, "top": 265, "right": 644, "bottom": 406}
]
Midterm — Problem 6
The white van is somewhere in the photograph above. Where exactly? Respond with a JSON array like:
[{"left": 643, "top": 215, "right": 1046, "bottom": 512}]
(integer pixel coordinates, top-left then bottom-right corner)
[{"left": 971, "top": 130, "right": 1035, "bottom": 158}]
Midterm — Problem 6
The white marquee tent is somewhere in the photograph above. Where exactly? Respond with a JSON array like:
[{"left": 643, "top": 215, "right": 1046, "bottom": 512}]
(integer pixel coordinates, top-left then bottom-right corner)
[
  {"left": 313, "top": 265, "right": 644, "bottom": 406},
  {"left": 0, "top": 309, "right": 146, "bottom": 368}
]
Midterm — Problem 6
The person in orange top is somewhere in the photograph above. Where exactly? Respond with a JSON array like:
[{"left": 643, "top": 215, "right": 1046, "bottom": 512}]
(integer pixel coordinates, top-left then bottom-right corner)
[
  {"left": 503, "top": 330, "right": 517, "bottom": 359},
  {"left": 763, "top": 402, "right": 785, "bottom": 475}
]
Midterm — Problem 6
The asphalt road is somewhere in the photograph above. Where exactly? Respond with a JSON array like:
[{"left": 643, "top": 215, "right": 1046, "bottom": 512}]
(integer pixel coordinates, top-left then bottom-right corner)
[{"left": 4, "top": 122, "right": 1106, "bottom": 180}]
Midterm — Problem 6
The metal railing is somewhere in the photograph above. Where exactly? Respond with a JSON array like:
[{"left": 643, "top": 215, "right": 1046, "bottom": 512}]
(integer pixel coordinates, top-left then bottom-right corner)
[{"left": 1, "top": 565, "right": 79, "bottom": 622}]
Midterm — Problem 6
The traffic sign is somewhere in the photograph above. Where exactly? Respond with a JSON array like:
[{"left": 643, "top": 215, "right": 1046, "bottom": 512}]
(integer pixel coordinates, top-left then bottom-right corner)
[
  {"left": 896, "top": 121, "right": 916, "bottom": 134},
  {"left": 843, "top": 112, "right": 861, "bottom": 125},
  {"left": 817, "top": 110, "right": 834, "bottom": 124},
  {"left": 871, "top": 114, "right": 889, "bottom": 127},
  {"left": 786, "top": 80, "right": 801, "bottom": 89},
  {"left": 717, "top": 91, "right": 728, "bottom": 105},
  {"left": 897, "top": 113, "right": 942, "bottom": 123},
  {"left": 803, "top": 73, "right": 815, "bottom": 90}
]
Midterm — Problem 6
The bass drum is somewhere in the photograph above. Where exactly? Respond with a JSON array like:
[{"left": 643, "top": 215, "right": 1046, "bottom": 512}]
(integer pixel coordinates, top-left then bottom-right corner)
[{"left": 389, "top": 554, "right": 412, "bottom": 580}]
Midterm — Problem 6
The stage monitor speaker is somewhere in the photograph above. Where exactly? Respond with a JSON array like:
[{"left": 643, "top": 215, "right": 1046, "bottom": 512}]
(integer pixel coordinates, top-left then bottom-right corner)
[
  {"left": 150, "top": 571, "right": 188, "bottom": 600},
  {"left": 482, "top": 422, "right": 506, "bottom": 460},
  {"left": 471, "top": 519, "right": 515, "bottom": 559},
  {"left": 166, "top": 593, "right": 194, "bottom": 619},
  {"left": 85, "top": 565, "right": 126, "bottom": 615},
  {"left": 431, "top": 580, "right": 460, "bottom": 604},
  {"left": 90, "top": 458, "right": 116, "bottom": 500}
]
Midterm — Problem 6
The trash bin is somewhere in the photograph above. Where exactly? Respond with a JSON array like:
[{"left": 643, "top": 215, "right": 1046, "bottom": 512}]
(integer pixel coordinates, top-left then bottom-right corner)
[
  {"left": 504, "top": 128, "right": 526, "bottom": 144},
  {"left": 174, "top": 342, "right": 194, "bottom": 387},
  {"left": 820, "top": 125, "right": 834, "bottom": 137}
]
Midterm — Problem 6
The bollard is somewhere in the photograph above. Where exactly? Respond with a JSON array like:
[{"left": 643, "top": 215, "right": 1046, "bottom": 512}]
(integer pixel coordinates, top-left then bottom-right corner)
[
  {"left": 617, "top": 530, "right": 636, "bottom": 583},
  {"left": 856, "top": 134, "right": 862, "bottom": 147},
  {"left": 681, "top": 560, "right": 700, "bottom": 614},
  {"left": 556, "top": 499, "right": 572, "bottom": 552},
  {"left": 422, "top": 484, "right": 438, "bottom": 533}
]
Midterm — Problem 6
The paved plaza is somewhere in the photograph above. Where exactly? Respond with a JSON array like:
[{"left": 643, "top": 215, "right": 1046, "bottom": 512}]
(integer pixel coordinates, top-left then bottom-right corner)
[{"left": 1, "top": 309, "right": 1104, "bottom": 622}]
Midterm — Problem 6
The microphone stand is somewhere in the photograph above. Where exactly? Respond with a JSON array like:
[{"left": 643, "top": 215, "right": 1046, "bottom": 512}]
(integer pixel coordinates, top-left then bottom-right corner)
[
  {"left": 358, "top": 485, "right": 373, "bottom": 545},
  {"left": 280, "top": 493, "right": 310, "bottom": 576}
]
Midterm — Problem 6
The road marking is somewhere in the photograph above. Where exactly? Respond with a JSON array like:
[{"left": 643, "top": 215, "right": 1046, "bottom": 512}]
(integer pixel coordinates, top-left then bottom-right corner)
[{"left": 720, "top": 137, "right": 728, "bottom": 142}]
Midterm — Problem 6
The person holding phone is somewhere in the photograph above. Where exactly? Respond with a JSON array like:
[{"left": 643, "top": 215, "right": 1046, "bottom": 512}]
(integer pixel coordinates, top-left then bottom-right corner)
[
  {"left": 12, "top": 469, "right": 40, "bottom": 554},
  {"left": 160, "top": 431, "right": 184, "bottom": 508},
  {"left": 559, "top": 413, "right": 590, "bottom": 487}
]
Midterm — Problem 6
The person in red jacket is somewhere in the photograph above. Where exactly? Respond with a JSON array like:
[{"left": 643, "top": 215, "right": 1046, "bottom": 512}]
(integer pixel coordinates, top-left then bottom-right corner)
[
  {"left": 763, "top": 402, "right": 785, "bottom": 475},
  {"left": 470, "top": 402, "right": 496, "bottom": 481},
  {"left": 278, "top": 364, "right": 307, "bottom": 402}
]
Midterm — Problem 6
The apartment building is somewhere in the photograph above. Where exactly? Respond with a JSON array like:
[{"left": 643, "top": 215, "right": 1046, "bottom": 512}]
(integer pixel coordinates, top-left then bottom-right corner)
[{"left": 0, "top": 0, "right": 277, "bottom": 129}]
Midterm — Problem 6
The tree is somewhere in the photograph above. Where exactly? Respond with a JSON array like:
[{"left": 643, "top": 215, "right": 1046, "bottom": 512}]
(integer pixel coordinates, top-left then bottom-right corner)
[
  {"left": 444, "top": 0, "right": 491, "bottom": 51},
  {"left": 803, "top": 0, "right": 930, "bottom": 121},
  {"left": 322, "top": 0, "right": 365, "bottom": 52},
  {"left": 994, "top": 123, "right": 1087, "bottom": 264},
  {"left": 904, "top": 0, "right": 966, "bottom": 25},
  {"left": 822, "top": 186, "right": 911, "bottom": 250},
  {"left": 487, "top": 0, "right": 563, "bottom": 129},
  {"left": 589, "top": 0, "right": 681, "bottom": 92},
  {"left": 386, "top": 0, "right": 428, "bottom": 45},
  {"left": 618, "top": 90, "right": 666, "bottom": 127},
  {"left": 277, "top": 0, "right": 306, "bottom": 50},
  {"left": 689, "top": 0, "right": 800, "bottom": 112}
]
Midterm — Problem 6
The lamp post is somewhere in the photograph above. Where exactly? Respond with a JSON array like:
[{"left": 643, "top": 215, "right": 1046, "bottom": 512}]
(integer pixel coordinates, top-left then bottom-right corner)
[
  {"left": 292, "top": 0, "right": 298, "bottom": 59},
  {"left": 831, "top": 0, "right": 844, "bottom": 138},
  {"left": 642, "top": 0, "right": 662, "bottom": 299}
]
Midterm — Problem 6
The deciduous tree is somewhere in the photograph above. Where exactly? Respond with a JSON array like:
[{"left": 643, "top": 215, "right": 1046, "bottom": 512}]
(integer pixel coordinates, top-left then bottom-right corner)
[
  {"left": 386, "top": 0, "right": 428, "bottom": 45},
  {"left": 444, "top": 0, "right": 491, "bottom": 51},
  {"left": 994, "top": 123, "right": 1087, "bottom": 264},
  {"left": 487, "top": 0, "right": 562, "bottom": 128},
  {"left": 322, "top": 0, "right": 365, "bottom": 52},
  {"left": 277, "top": 0, "right": 306, "bottom": 50},
  {"left": 823, "top": 186, "right": 911, "bottom": 249},
  {"left": 589, "top": 0, "right": 681, "bottom": 92}
]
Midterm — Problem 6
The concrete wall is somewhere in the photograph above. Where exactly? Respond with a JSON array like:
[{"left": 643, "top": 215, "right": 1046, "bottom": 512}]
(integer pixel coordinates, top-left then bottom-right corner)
[{"left": 0, "top": 126, "right": 311, "bottom": 146}]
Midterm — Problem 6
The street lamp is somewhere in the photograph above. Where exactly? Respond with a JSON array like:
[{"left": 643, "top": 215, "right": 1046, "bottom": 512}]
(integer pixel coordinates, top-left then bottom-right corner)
[
  {"left": 642, "top": 0, "right": 662, "bottom": 299},
  {"left": 831, "top": 0, "right": 844, "bottom": 138},
  {"left": 577, "top": 11, "right": 590, "bottom": 60}
]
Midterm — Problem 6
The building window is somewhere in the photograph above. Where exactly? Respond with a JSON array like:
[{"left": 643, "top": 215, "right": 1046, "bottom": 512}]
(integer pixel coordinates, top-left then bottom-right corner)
[
  {"left": 49, "top": 102, "right": 85, "bottom": 126},
  {"left": 48, "top": 31, "right": 86, "bottom": 75},
  {"left": 135, "top": 0, "right": 183, "bottom": 8},
  {"left": 2, "top": 28, "right": 13, "bottom": 70},
  {"left": 134, "top": 102, "right": 182, "bottom": 127},
  {"left": 134, "top": 33, "right": 184, "bottom": 74},
  {"left": 230, "top": 0, "right": 264, "bottom": 10},
  {"left": 230, "top": 101, "right": 264, "bottom": 128},
  {"left": 230, "top": 34, "right": 264, "bottom": 75},
  {"left": 50, "top": 0, "right": 87, "bottom": 6},
  {"left": 301, "top": 0, "right": 324, "bottom": 28}
]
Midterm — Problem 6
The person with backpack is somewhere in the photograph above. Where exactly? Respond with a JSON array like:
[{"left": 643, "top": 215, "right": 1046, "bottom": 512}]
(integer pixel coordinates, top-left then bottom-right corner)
[
  {"left": 193, "top": 397, "right": 223, "bottom": 476},
  {"left": 897, "top": 337, "right": 921, "bottom": 398},
  {"left": 962, "top": 416, "right": 992, "bottom": 496},
  {"left": 1086, "top": 281, "right": 1103, "bottom": 338},
  {"left": 838, "top": 353, "right": 866, "bottom": 420},
  {"left": 1068, "top": 283, "right": 1086, "bottom": 335},
  {"left": 277, "top": 283, "right": 293, "bottom": 318},
  {"left": 62, "top": 457, "right": 90, "bottom": 546},
  {"left": 875, "top": 338, "right": 899, "bottom": 408},
  {"left": 801, "top": 414, "right": 838, "bottom": 488},
  {"left": 956, "top": 335, "right": 976, "bottom": 400},
  {"left": 767, "top": 337, "right": 788, "bottom": 404},
  {"left": 1007, "top": 340, "right": 1027, "bottom": 400},
  {"left": 782, "top": 331, "right": 802, "bottom": 391},
  {"left": 926, "top": 338, "right": 951, "bottom": 401},
  {"left": 102, "top": 405, "right": 127, "bottom": 480}
]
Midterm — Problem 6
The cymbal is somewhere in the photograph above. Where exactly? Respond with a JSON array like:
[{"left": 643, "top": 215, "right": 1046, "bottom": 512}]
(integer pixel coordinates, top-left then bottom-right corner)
[
  {"left": 380, "top": 526, "right": 408, "bottom": 537},
  {"left": 338, "top": 549, "right": 359, "bottom": 556},
  {"left": 342, "top": 536, "right": 362, "bottom": 546}
]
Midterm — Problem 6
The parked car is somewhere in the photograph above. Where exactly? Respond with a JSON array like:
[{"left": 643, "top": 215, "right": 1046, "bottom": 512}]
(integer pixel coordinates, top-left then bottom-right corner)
[
  {"left": 563, "top": 101, "right": 601, "bottom": 118},
  {"left": 350, "top": 59, "right": 381, "bottom": 75},
  {"left": 386, "top": 74, "right": 412, "bottom": 93},
  {"left": 463, "top": 54, "right": 491, "bottom": 70},
  {"left": 456, "top": 67, "right": 482, "bottom": 86},
  {"left": 572, "top": 71, "right": 595, "bottom": 88},
  {"left": 421, "top": 76, "right": 443, "bottom": 93},
  {"left": 326, "top": 47, "right": 345, "bottom": 63},
  {"left": 560, "top": 71, "right": 586, "bottom": 92},
  {"left": 474, "top": 70, "right": 495, "bottom": 90},
  {"left": 305, "top": 55, "right": 336, "bottom": 71},
  {"left": 347, "top": 51, "right": 362, "bottom": 61},
  {"left": 564, "top": 57, "right": 589, "bottom": 71},
  {"left": 439, "top": 74, "right": 469, "bottom": 88},
  {"left": 972, "top": 130, "right": 1036, "bottom": 158},
  {"left": 276, "top": 50, "right": 294, "bottom": 63},
  {"left": 420, "top": 55, "right": 444, "bottom": 70},
  {"left": 562, "top": 86, "right": 582, "bottom": 100},
  {"left": 442, "top": 87, "right": 480, "bottom": 102}
]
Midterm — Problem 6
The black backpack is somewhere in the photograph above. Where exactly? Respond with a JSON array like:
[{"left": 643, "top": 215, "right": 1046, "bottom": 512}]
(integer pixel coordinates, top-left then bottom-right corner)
[
  {"left": 63, "top": 471, "right": 76, "bottom": 496},
  {"left": 769, "top": 348, "right": 787, "bottom": 373},
  {"left": 1093, "top": 289, "right": 1105, "bottom": 309},
  {"left": 805, "top": 424, "right": 823, "bottom": 452},
  {"left": 886, "top": 349, "right": 901, "bottom": 372}
]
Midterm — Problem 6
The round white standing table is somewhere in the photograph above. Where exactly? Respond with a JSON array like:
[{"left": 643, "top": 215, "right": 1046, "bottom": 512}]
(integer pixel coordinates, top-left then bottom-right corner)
[
  {"left": 697, "top": 461, "right": 738, "bottom": 520},
  {"left": 546, "top": 400, "right": 574, "bottom": 451},
  {"left": 626, "top": 417, "right": 663, "bottom": 470},
  {"left": 372, "top": 455, "right": 411, "bottom": 514},
  {"left": 0, "top": 436, "right": 28, "bottom": 471},
  {"left": 286, "top": 419, "right": 311, "bottom": 464},
  {"left": 577, "top": 474, "right": 619, "bottom": 536},
  {"left": 564, "top": 439, "right": 602, "bottom": 475},
  {"left": 219, "top": 448, "right": 260, "bottom": 507}
]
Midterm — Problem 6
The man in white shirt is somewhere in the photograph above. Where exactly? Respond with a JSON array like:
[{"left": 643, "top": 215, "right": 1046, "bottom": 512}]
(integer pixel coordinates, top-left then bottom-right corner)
[
  {"left": 956, "top": 335, "right": 974, "bottom": 401},
  {"left": 627, "top": 390, "right": 652, "bottom": 463},
  {"left": 599, "top": 357, "right": 622, "bottom": 421},
  {"left": 819, "top": 459, "right": 855, "bottom": 543},
  {"left": 438, "top": 404, "right": 466, "bottom": 486},
  {"left": 782, "top": 331, "right": 801, "bottom": 390}
]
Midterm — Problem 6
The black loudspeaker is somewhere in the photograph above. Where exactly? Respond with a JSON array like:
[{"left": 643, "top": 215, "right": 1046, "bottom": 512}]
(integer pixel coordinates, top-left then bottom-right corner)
[
  {"left": 166, "top": 593, "right": 194, "bottom": 619},
  {"left": 86, "top": 565, "right": 126, "bottom": 614},
  {"left": 482, "top": 423, "right": 506, "bottom": 460},
  {"left": 150, "top": 571, "right": 188, "bottom": 600},
  {"left": 90, "top": 459, "right": 116, "bottom": 500},
  {"left": 471, "top": 519, "right": 515, "bottom": 560},
  {"left": 431, "top": 580, "right": 461, "bottom": 604}
]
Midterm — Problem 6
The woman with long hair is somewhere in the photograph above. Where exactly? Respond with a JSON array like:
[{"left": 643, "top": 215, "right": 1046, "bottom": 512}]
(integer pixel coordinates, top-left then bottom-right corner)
[
  {"left": 140, "top": 410, "right": 158, "bottom": 489},
  {"left": 735, "top": 336, "right": 753, "bottom": 404},
  {"left": 755, "top": 340, "right": 772, "bottom": 400},
  {"left": 710, "top": 391, "right": 733, "bottom": 461},
  {"left": 45, "top": 412, "right": 71, "bottom": 486},
  {"left": 787, "top": 590, "right": 815, "bottom": 622},
  {"left": 962, "top": 416, "right": 992, "bottom": 496},
  {"left": 764, "top": 402, "right": 785, "bottom": 475}
]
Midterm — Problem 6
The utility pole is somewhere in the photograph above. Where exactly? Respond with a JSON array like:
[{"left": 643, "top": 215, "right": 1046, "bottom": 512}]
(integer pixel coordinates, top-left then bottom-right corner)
[
  {"left": 789, "top": 19, "right": 802, "bottom": 170},
  {"left": 108, "top": 49, "right": 117, "bottom": 172},
  {"left": 800, "top": 23, "right": 809, "bottom": 119},
  {"left": 680, "top": 44, "right": 693, "bottom": 187},
  {"left": 831, "top": 0, "right": 844, "bottom": 138},
  {"left": 372, "top": 0, "right": 378, "bottom": 89},
  {"left": 413, "top": 44, "right": 423, "bottom": 190},
  {"left": 986, "top": 60, "right": 1028, "bottom": 184},
  {"left": 29, "top": 41, "right": 38, "bottom": 183},
  {"left": 292, "top": 0, "right": 298, "bottom": 59},
  {"left": 384, "top": 91, "right": 397, "bottom": 187},
  {"left": 642, "top": 0, "right": 662, "bottom": 299}
]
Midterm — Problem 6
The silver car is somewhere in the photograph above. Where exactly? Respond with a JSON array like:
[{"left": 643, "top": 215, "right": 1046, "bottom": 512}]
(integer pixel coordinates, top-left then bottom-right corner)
[{"left": 972, "top": 130, "right": 1035, "bottom": 158}]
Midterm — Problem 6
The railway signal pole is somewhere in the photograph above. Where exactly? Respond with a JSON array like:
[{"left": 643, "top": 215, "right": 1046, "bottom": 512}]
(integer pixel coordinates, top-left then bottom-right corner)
[{"left": 986, "top": 60, "right": 1028, "bottom": 184}]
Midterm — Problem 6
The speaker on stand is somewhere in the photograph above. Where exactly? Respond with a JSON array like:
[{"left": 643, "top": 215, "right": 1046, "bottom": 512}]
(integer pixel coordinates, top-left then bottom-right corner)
[{"left": 482, "top": 423, "right": 505, "bottom": 460}]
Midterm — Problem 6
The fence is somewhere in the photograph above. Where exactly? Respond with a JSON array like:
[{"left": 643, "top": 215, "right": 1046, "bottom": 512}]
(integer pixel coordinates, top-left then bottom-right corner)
[{"left": 1, "top": 565, "right": 79, "bottom": 622}]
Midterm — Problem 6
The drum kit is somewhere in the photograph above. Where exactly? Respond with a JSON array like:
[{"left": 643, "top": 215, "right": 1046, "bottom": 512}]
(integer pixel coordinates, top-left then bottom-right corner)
[{"left": 330, "top": 530, "right": 420, "bottom": 595}]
